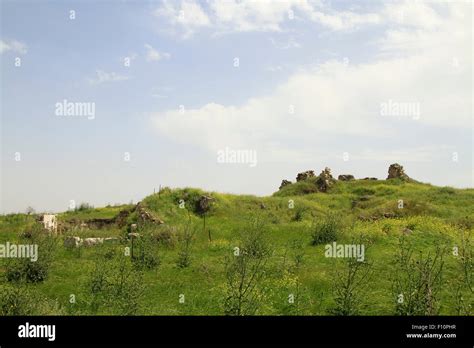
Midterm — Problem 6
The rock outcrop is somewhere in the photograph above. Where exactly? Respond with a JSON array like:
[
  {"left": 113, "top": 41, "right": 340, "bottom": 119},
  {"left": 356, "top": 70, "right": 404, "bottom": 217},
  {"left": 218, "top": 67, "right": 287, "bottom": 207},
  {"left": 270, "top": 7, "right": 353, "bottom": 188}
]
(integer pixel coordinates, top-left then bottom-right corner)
[
  {"left": 197, "top": 195, "right": 213, "bottom": 214},
  {"left": 136, "top": 202, "right": 164, "bottom": 224},
  {"left": 296, "top": 170, "right": 315, "bottom": 182},
  {"left": 316, "top": 167, "right": 336, "bottom": 192},
  {"left": 279, "top": 180, "right": 292, "bottom": 190},
  {"left": 387, "top": 163, "right": 409, "bottom": 180},
  {"left": 338, "top": 174, "right": 354, "bottom": 181}
]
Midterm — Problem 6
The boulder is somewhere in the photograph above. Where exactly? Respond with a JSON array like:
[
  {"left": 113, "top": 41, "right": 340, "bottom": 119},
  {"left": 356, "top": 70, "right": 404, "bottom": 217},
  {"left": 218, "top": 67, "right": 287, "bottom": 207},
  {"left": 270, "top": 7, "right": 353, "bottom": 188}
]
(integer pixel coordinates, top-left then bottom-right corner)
[
  {"left": 362, "top": 177, "right": 378, "bottom": 180},
  {"left": 104, "top": 237, "right": 120, "bottom": 244},
  {"left": 316, "top": 167, "right": 336, "bottom": 192},
  {"left": 338, "top": 174, "right": 354, "bottom": 181},
  {"left": 387, "top": 163, "right": 409, "bottom": 180},
  {"left": 83, "top": 237, "right": 104, "bottom": 247},
  {"left": 198, "top": 195, "right": 214, "bottom": 214},
  {"left": 296, "top": 170, "right": 315, "bottom": 182},
  {"left": 279, "top": 180, "right": 292, "bottom": 190}
]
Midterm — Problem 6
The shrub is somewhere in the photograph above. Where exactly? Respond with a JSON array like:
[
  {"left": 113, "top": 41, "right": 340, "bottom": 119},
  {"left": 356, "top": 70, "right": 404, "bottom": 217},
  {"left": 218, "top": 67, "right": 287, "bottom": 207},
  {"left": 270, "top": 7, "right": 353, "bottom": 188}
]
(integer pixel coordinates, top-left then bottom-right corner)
[
  {"left": 0, "top": 284, "right": 65, "bottom": 315},
  {"left": 133, "top": 224, "right": 160, "bottom": 270},
  {"left": 0, "top": 284, "right": 34, "bottom": 315},
  {"left": 75, "top": 202, "right": 94, "bottom": 211},
  {"left": 176, "top": 223, "right": 196, "bottom": 268},
  {"left": 310, "top": 214, "right": 341, "bottom": 245},
  {"left": 328, "top": 235, "right": 372, "bottom": 316},
  {"left": 292, "top": 206, "right": 307, "bottom": 222},
  {"left": 5, "top": 233, "right": 56, "bottom": 283},
  {"left": 392, "top": 237, "right": 445, "bottom": 315},
  {"left": 224, "top": 217, "right": 271, "bottom": 315},
  {"left": 87, "top": 252, "right": 145, "bottom": 315},
  {"left": 153, "top": 226, "right": 178, "bottom": 248},
  {"left": 239, "top": 218, "right": 271, "bottom": 259}
]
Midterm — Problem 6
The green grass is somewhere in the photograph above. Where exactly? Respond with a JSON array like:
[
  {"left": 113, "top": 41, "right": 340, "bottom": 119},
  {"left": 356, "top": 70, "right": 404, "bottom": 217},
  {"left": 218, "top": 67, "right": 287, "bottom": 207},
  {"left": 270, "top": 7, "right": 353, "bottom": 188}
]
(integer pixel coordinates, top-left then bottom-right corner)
[{"left": 0, "top": 178, "right": 472, "bottom": 315}]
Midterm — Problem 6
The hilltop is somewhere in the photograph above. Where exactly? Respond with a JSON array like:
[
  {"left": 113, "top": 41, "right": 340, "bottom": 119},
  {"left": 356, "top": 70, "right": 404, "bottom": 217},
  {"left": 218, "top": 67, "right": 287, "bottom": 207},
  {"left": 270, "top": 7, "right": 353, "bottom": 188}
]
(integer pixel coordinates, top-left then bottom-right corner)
[{"left": 0, "top": 163, "right": 472, "bottom": 315}]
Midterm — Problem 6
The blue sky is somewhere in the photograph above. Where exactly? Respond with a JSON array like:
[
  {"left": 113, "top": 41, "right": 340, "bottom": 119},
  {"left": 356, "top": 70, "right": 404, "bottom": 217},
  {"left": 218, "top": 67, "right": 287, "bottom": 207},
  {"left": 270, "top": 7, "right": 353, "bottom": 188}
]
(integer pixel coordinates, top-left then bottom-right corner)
[{"left": 1, "top": 0, "right": 472, "bottom": 213}]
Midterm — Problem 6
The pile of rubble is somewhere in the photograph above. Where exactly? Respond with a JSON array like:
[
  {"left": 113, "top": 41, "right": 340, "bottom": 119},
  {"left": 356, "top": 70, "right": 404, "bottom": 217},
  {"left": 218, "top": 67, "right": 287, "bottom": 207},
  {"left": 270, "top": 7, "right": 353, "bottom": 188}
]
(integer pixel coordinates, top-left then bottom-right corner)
[
  {"left": 315, "top": 167, "right": 336, "bottom": 192},
  {"left": 278, "top": 163, "right": 412, "bottom": 192},
  {"left": 136, "top": 202, "right": 164, "bottom": 224},
  {"left": 296, "top": 170, "right": 315, "bottom": 182},
  {"left": 387, "top": 163, "right": 410, "bottom": 180}
]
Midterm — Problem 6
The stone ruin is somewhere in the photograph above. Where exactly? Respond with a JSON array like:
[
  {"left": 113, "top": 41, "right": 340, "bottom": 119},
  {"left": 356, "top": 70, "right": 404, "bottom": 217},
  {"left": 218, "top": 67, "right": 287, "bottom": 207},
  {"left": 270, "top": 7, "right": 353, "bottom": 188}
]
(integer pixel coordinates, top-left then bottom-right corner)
[
  {"left": 197, "top": 195, "right": 213, "bottom": 214},
  {"left": 315, "top": 167, "right": 336, "bottom": 192},
  {"left": 136, "top": 202, "right": 164, "bottom": 224},
  {"left": 279, "top": 180, "right": 292, "bottom": 190},
  {"left": 296, "top": 170, "right": 315, "bottom": 182},
  {"left": 387, "top": 163, "right": 410, "bottom": 180},
  {"left": 278, "top": 163, "right": 415, "bottom": 192},
  {"left": 279, "top": 168, "right": 336, "bottom": 192},
  {"left": 338, "top": 174, "right": 354, "bottom": 181}
]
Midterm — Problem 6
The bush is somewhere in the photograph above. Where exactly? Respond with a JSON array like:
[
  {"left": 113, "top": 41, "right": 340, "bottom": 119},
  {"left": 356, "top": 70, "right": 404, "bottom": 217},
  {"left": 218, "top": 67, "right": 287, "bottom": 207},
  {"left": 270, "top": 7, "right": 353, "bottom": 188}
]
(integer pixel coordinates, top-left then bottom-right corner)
[
  {"left": 87, "top": 252, "right": 145, "bottom": 315},
  {"left": 224, "top": 217, "right": 271, "bottom": 315},
  {"left": 292, "top": 206, "right": 307, "bottom": 222},
  {"left": 0, "top": 284, "right": 65, "bottom": 315},
  {"left": 153, "top": 226, "right": 178, "bottom": 248},
  {"left": 133, "top": 224, "right": 160, "bottom": 270},
  {"left": 176, "top": 223, "right": 196, "bottom": 268},
  {"left": 75, "top": 202, "right": 94, "bottom": 211},
  {"left": 5, "top": 233, "right": 56, "bottom": 283},
  {"left": 392, "top": 237, "right": 445, "bottom": 315},
  {"left": 239, "top": 218, "right": 271, "bottom": 259},
  {"left": 328, "top": 235, "right": 372, "bottom": 316},
  {"left": 310, "top": 214, "right": 341, "bottom": 245},
  {"left": 0, "top": 284, "right": 34, "bottom": 315}
]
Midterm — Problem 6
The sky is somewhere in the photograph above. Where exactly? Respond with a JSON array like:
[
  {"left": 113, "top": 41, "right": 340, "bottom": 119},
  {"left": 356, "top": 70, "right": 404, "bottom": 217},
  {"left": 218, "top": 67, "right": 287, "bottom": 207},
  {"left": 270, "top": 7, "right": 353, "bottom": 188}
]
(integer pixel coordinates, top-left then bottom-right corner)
[{"left": 0, "top": 0, "right": 472, "bottom": 213}]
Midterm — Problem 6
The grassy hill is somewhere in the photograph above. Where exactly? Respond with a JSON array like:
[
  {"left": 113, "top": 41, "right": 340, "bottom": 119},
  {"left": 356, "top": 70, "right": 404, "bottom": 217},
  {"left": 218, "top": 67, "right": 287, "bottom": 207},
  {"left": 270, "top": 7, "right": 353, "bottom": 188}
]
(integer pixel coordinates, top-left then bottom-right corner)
[{"left": 0, "top": 173, "right": 472, "bottom": 315}]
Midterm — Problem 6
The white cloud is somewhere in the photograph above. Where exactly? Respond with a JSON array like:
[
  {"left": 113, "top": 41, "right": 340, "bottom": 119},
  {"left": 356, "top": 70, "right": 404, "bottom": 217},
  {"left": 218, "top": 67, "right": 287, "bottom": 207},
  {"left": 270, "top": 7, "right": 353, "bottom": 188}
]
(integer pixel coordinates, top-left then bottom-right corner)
[
  {"left": 88, "top": 70, "right": 130, "bottom": 85},
  {"left": 153, "top": 0, "right": 211, "bottom": 38},
  {"left": 308, "top": 10, "right": 380, "bottom": 31},
  {"left": 144, "top": 44, "right": 170, "bottom": 62},
  {"left": 151, "top": 1, "right": 471, "bottom": 162},
  {"left": 0, "top": 39, "right": 27, "bottom": 54},
  {"left": 269, "top": 37, "right": 301, "bottom": 50},
  {"left": 153, "top": 0, "right": 383, "bottom": 37}
]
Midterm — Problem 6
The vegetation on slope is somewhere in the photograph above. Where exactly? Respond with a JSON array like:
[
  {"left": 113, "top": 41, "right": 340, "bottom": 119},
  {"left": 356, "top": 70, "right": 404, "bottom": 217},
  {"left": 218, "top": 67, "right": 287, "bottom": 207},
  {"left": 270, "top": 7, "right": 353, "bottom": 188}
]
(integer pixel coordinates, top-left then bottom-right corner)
[{"left": 0, "top": 177, "right": 472, "bottom": 315}]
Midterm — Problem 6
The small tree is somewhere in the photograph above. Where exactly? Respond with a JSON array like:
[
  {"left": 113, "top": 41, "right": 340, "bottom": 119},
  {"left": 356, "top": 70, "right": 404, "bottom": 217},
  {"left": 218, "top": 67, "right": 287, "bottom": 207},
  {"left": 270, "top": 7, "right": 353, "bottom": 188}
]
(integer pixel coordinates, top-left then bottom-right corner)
[
  {"left": 87, "top": 251, "right": 145, "bottom": 315},
  {"left": 453, "top": 230, "right": 473, "bottom": 315},
  {"left": 310, "top": 213, "right": 342, "bottom": 245},
  {"left": 176, "top": 223, "right": 196, "bottom": 268},
  {"left": 328, "top": 235, "right": 372, "bottom": 315},
  {"left": 6, "top": 229, "right": 56, "bottom": 283},
  {"left": 224, "top": 217, "right": 271, "bottom": 315},
  {"left": 392, "top": 236, "right": 445, "bottom": 316},
  {"left": 133, "top": 223, "right": 160, "bottom": 270}
]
